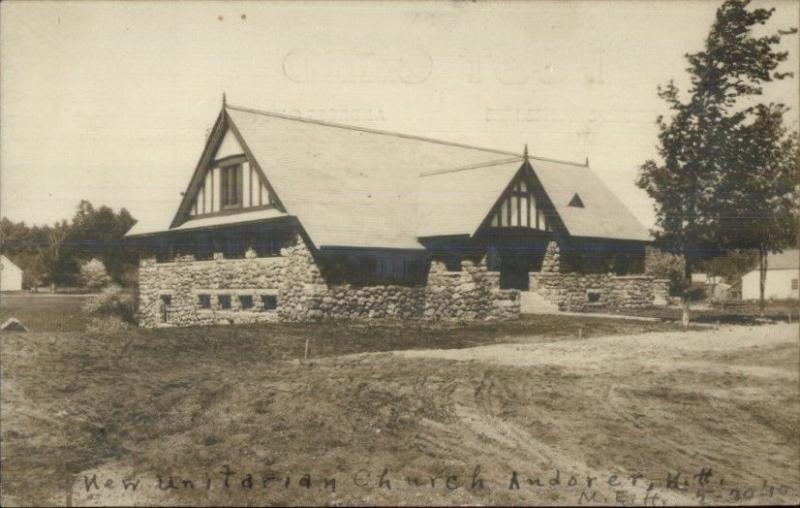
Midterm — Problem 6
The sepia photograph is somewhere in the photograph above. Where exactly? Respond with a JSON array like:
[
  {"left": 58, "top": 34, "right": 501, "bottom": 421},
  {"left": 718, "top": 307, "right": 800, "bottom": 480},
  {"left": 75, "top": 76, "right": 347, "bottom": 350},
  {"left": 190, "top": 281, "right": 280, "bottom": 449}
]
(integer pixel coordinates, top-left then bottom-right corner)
[{"left": 0, "top": 0, "right": 798, "bottom": 505}]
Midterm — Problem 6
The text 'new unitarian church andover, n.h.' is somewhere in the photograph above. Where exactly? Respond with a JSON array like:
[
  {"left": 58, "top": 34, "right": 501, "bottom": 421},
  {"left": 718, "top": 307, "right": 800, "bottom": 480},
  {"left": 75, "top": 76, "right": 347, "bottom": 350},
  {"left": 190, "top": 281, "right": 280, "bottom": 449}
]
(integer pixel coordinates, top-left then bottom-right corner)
[{"left": 124, "top": 99, "right": 670, "bottom": 327}]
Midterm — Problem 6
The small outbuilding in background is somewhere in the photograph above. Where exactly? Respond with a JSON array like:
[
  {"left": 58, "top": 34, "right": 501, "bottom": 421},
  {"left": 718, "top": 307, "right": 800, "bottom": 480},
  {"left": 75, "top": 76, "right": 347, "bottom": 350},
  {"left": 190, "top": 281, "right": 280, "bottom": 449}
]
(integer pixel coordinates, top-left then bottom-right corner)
[
  {"left": 0, "top": 255, "right": 23, "bottom": 292},
  {"left": 741, "top": 250, "right": 799, "bottom": 301}
]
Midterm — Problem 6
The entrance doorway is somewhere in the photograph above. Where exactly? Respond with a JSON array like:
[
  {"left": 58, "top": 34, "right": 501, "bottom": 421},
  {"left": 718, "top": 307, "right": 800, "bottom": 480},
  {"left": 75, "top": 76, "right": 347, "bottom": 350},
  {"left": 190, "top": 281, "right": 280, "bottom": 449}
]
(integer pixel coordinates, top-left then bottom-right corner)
[{"left": 499, "top": 254, "right": 530, "bottom": 290}]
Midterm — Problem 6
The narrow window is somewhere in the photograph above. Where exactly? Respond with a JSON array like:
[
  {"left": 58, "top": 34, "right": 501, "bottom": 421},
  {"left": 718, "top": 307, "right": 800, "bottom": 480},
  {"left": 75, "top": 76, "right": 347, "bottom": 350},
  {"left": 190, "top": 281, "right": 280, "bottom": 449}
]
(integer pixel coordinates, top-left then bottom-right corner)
[
  {"left": 792, "top": 279, "right": 799, "bottom": 290},
  {"left": 261, "top": 294, "right": 278, "bottom": 311},
  {"left": 218, "top": 294, "right": 232, "bottom": 310},
  {"left": 443, "top": 255, "right": 461, "bottom": 272},
  {"left": 511, "top": 194, "right": 520, "bottom": 226},
  {"left": 240, "top": 295, "right": 254, "bottom": 310},
  {"left": 195, "top": 235, "right": 213, "bottom": 261},
  {"left": 253, "top": 233, "right": 282, "bottom": 257},
  {"left": 220, "top": 164, "right": 242, "bottom": 208},
  {"left": 526, "top": 193, "right": 531, "bottom": 227},
  {"left": 159, "top": 295, "right": 172, "bottom": 323},
  {"left": 223, "top": 232, "right": 245, "bottom": 259},
  {"left": 198, "top": 294, "right": 211, "bottom": 309},
  {"left": 487, "top": 246, "right": 501, "bottom": 272}
]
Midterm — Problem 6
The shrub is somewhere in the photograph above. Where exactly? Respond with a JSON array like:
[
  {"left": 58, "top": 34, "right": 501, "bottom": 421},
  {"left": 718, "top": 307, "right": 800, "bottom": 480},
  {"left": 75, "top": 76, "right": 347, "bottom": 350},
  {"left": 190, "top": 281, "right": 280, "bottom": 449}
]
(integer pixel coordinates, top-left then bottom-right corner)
[
  {"left": 80, "top": 258, "right": 112, "bottom": 291},
  {"left": 645, "top": 249, "right": 685, "bottom": 295},
  {"left": 86, "top": 316, "right": 131, "bottom": 334},
  {"left": 82, "top": 284, "right": 138, "bottom": 325}
]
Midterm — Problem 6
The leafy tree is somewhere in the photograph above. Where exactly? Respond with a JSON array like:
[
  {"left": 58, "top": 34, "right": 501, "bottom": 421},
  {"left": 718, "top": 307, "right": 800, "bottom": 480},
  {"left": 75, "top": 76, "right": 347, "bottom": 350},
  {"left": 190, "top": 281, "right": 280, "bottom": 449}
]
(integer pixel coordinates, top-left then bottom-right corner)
[
  {"left": 80, "top": 258, "right": 112, "bottom": 291},
  {"left": 645, "top": 248, "right": 685, "bottom": 295},
  {"left": 57, "top": 200, "right": 137, "bottom": 285},
  {"left": 717, "top": 104, "right": 799, "bottom": 310},
  {"left": 637, "top": 0, "right": 797, "bottom": 321},
  {"left": 698, "top": 249, "right": 759, "bottom": 285},
  {"left": 1, "top": 201, "right": 137, "bottom": 287}
]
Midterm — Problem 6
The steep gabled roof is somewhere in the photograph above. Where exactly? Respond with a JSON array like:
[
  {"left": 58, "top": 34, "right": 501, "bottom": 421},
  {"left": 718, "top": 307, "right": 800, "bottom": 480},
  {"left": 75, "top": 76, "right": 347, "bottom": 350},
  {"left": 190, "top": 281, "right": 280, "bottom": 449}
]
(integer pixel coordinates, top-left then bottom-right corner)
[
  {"left": 125, "top": 103, "right": 652, "bottom": 246},
  {"left": 748, "top": 249, "right": 799, "bottom": 272},
  {"left": 224, "top": 105, "right": 516, "bottom": 249},
  {"left": 1, "top": 255, "right": 22, "bottom": 271},
  {"left": 530, "top": 158, "right": 651, "bottom": 242},
  {"left": 416, "top": 158, "right": 524, "bottom": 238}
]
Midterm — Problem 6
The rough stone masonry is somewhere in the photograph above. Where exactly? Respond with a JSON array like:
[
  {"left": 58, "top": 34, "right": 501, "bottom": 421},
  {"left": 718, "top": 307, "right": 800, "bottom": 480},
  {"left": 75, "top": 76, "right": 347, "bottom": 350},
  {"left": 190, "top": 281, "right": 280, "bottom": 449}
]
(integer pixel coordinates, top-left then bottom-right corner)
[{"left": 137, "top": 233, "right": 520, "bottom": 327}]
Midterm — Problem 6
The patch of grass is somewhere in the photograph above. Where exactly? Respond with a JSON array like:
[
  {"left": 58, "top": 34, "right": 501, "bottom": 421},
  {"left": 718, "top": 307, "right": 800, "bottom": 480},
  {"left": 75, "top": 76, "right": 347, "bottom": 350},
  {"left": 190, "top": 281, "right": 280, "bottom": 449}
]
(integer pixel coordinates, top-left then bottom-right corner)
[
  {"left": 585, "top": 301, "right": 799, "bottom": 325},
  {"left": 0, "top": 293, "right": 90, "bottom": 332}
]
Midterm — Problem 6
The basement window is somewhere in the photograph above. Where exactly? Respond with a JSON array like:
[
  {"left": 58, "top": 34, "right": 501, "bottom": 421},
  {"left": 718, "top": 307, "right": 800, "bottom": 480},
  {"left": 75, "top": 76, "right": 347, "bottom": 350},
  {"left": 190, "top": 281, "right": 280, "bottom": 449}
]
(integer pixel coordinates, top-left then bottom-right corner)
[
  {"left": 261, "top": 294, "right": 278, "bottom": 311},
  {"left": 198, "top": 294, "right": 211, "bottom": 309},
  {"left": 218, "top": 294, "right": 232, "bottom": 310},
  {"left": 586, "top": 289, "right": 602, "bottom": 304},
  {"left": 240, "top": 294, "right": 254, "bottom": 310}
]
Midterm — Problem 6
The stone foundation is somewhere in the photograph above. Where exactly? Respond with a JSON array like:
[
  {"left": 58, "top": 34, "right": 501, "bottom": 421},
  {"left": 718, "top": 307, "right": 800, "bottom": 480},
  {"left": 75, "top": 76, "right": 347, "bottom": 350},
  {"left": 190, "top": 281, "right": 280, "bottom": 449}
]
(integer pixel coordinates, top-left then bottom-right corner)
[
  {"left": 138, "top": 233, "right": 519, "bottom": 327},
  {"left": 529, "top": 272, "right": 670, "bottom": 312}
]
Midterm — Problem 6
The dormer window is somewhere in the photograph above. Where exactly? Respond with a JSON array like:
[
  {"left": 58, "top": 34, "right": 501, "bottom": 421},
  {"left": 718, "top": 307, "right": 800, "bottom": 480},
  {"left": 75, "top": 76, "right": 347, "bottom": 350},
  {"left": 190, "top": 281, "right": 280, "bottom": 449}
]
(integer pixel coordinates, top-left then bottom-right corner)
[
  {"left": 221, "top": 164, "right": 242, "bottom": 208},
  {"left": 568, "top": 193, "right": 584, "bottom": 208}
]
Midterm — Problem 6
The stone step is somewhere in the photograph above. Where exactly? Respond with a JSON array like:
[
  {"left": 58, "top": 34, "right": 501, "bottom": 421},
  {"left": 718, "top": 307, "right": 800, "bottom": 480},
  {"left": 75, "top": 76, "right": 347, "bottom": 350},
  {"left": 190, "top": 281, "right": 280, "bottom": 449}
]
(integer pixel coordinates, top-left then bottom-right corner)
[{"left": 519, "top": 291, "right": 560, "bottom": 314}]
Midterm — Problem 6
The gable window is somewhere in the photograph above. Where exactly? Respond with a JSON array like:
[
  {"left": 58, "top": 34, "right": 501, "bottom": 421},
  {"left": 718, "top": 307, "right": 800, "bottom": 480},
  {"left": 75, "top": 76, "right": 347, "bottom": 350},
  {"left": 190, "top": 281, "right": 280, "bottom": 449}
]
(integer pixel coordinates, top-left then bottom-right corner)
[
  {"left": 220, "top": 164, "right": 242, "bottom": 208},
  {"left": 568, "top": 193, "right": 584, "bottom": 208}
]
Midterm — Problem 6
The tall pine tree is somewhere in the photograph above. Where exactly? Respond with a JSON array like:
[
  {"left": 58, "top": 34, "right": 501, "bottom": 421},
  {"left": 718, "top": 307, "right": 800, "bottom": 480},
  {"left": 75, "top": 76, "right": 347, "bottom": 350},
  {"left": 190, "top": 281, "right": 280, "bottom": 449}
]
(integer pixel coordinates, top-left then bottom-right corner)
[{"left": 637, "top": 0, "right": 797, "bottom": 319}]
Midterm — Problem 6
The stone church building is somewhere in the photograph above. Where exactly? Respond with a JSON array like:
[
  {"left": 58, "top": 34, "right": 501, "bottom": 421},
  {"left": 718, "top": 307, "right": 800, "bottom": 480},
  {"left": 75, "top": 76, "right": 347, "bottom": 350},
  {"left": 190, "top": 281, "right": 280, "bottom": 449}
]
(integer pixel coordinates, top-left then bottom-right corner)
[{"left": 125, "top": 101, "right": 668, "bottom": 327}]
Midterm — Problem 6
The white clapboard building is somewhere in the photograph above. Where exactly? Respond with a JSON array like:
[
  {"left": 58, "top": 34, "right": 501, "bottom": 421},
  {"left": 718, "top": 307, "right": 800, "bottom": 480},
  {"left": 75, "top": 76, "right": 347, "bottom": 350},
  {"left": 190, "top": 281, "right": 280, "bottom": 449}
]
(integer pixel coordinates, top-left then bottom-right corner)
[
  {"left": 0, "top": 255, "right": 23, "bottom": 292},
  {"left": 741, "top": 250, "right": 799, "bottom": 301}
]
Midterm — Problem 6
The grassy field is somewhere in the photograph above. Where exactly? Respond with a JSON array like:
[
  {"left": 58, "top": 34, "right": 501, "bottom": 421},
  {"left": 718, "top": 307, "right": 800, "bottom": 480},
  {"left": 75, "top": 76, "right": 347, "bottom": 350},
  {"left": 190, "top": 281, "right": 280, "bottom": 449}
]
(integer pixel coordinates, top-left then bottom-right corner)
[
  {"left": 0, "top": 293, "right": 90, "bottom": 332},
  {"left": 1, "top": 294, "right": 798, "bottom": 506}
]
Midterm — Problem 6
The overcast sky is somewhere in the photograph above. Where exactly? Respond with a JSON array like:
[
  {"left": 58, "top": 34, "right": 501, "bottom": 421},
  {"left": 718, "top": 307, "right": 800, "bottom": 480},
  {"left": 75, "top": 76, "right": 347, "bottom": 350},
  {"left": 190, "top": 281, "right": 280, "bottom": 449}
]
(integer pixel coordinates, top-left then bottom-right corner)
[{"left": 1, "top": 0, "right": 798, "bottom": 232}]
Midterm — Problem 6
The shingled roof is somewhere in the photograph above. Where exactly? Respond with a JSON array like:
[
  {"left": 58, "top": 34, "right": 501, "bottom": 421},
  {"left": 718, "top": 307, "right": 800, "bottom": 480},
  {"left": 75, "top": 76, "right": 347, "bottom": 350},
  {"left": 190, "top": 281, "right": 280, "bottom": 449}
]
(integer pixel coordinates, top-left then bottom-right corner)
[{"left": 125, "top": 104, "right": 651, "bottom": 246}]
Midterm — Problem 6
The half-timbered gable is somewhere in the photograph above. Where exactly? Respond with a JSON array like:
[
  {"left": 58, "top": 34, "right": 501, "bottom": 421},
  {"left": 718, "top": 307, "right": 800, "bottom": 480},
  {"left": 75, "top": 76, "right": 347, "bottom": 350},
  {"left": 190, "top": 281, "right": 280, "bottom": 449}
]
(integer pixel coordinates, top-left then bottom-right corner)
[
  {"left": 185, "top": 129, "right": 277, "bottom": 218},
  {"left": 485, "top": 167, "right": 551, "bottom": 231},
  {"left": 172, "top": 110, "right": 282, "bottom": 229}
]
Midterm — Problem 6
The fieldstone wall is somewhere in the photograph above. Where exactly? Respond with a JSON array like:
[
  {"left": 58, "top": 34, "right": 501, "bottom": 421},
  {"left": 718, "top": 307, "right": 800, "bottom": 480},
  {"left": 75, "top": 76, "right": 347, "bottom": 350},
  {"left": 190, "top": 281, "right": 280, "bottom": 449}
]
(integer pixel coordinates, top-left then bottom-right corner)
[
  {"left": 138, "top": 233, "right": 520, "bottom": 327},
  {"left": 424, "top": 259, "right": 520, "bottom": 320},
  {"left": 529, "top": 272, "right": 670, "bottom": 312}
]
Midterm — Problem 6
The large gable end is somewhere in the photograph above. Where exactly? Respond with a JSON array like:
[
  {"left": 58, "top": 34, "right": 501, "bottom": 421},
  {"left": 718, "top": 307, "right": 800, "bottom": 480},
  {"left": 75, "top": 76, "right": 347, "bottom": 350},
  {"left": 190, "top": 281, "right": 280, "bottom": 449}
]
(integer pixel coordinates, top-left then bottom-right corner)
[{"left": 171, "top": 108, "right": 283, "bottom": 228}]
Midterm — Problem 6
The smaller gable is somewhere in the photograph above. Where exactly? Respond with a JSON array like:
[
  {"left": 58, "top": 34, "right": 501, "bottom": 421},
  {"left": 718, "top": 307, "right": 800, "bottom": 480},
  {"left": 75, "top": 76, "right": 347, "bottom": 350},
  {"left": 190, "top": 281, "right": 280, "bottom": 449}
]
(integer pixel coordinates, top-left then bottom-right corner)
[
  {"left": 486, "top": 168, "right": 551, "bottom": 231},
  {"left": 568, "top": 193, "right": 584, "bottom": 208}
]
